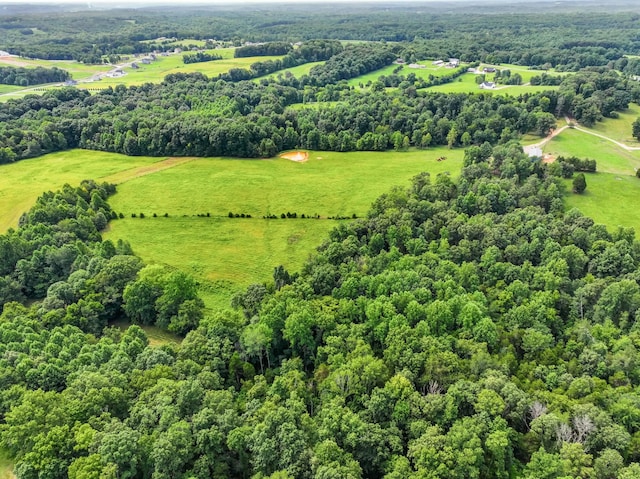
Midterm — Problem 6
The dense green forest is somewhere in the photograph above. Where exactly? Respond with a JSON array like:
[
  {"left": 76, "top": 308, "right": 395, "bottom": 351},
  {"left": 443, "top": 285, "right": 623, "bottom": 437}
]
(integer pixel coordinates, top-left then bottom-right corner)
[
  {"left": 4, "top": 145, "right": 640, "bottom": 478},
  {"left": 1, "top": 4, "right": 640, "bottom": 67}
]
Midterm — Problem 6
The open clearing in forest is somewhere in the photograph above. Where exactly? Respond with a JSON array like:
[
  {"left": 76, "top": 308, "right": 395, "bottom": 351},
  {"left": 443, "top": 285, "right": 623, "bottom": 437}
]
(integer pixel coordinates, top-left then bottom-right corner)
[
  {"left": 348, "top": 60, "right": 463, "bottom": 87},
  {"left": 577, "top": 103, "right": 640, "bottom": 147},
  {"left": 0, "top": 150, "right": 161, "bottom": 232},
  {"left": 103, "top": 147, "right": 464, "bottom": 309}
]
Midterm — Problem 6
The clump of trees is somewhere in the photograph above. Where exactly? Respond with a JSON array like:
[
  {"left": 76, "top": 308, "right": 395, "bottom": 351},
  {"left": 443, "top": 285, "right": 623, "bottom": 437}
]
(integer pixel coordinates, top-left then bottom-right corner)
[
  {"left": 633, "top": 117, "right": 640, "bottom": 141},
  {"left": 182, "top": 51, "right": 222, "bottom": 64},
  {"left": 557, "top": 155, "right": 597, "bottom": 172},
  {"left": 0, "top": 66, "right": 70, "bottom": 86}
]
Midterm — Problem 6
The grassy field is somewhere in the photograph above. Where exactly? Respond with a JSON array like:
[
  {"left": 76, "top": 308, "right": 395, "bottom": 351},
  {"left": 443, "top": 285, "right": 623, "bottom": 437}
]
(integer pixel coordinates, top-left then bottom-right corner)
[
  {"left": 111, "top": 320, "right": 182, "bottom": 346},
  {"left": 103, "top": 148, "right": 464, "bottom": 308},
  {"left": 578, "top": 103, "right": 640, "bottom": 147},
  {"left": 0, "top": 85, "right": 24, "bottom": 95},
  {"left": 542, "top": 123, "right": 640, "bottom": 234},
  {"left": 422, "top": 72, "right": 560, "bottom": 95},
  {"left": 0, "top": 449, "right": 14, "bottom": 479},
  {"left": 0, "top": 150, "right": 162, "bottom": 232},
  {"left": 563, "top": 172, "right": 640, "bottom": 233},
  {"left": 543, "top": 128, "right": 640, "bottom": 175}
]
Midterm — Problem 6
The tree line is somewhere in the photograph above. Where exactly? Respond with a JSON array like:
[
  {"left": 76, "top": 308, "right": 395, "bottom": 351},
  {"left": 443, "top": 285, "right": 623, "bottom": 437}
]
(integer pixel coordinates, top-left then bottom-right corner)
[
  {"left": 182, "top": 52, "right": 222, "bottom": 64},
  {"left": 0, "top": 65, "right": 70, "bottom": 86},
  {"left": 234, "top": 41, "right": 292, "bottom": 57}
]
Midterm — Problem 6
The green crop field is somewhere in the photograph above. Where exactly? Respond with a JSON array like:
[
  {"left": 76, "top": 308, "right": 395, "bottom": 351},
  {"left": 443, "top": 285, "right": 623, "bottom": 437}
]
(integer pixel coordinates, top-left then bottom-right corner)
[
  {"left": 543, "top": 127, "right": 640, "bottom": 175},
  {"left": 0, "top": 449, "right": 14, "bottom": 479},
  {"left": 0, "top": 150, "right": 162, "bottom": 232},
  {"left": 103, "top": 148, "right": 464, "bottom": 308}
]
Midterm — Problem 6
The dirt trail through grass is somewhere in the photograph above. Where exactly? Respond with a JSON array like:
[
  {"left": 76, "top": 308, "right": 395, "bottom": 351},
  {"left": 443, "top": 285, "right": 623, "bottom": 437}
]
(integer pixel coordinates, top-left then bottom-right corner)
[
  {"left": 101, "top": 157, "right": 195, "bottom": 184},
  {"left": 571, "top": 126, "right": 640, "bottom": 151}
]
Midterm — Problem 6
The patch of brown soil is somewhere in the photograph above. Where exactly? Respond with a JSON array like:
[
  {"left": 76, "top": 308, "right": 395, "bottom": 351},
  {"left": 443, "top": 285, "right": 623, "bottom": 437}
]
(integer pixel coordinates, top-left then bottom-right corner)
[
  {"left": 542, "top": 154, "right": 556, "bottom": 164},
  {"left": 0, "top": 56, "right": 31, "bottom": 67},
  {"left": 279, "top": 151, "right": 309, "bottom": 162}
]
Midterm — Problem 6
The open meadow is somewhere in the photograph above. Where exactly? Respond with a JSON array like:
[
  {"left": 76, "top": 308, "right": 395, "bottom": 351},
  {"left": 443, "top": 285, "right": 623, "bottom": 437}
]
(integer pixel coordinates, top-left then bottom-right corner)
[
  {"left": 103, "top": 148, "right": 464, "bottom": 308},
  {"left": 542, "top": 123, "right": 640, "bottom": 236},
  {"left": 543, "top": 127, "right": 640, "bottom": 175},
  {"left": 577, "top": 103, "right": 640, "bottom": 147},
  {"left": 0, "top": 150, "right": 162, "bottom": 232},
  {"left": 563, "top": 172, "right": 640, "bottom": 233}
]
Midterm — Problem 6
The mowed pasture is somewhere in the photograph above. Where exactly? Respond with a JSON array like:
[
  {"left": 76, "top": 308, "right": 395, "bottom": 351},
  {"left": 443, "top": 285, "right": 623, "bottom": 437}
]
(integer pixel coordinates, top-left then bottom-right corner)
[
  {"left": 563, "top": 173, "right": 640, "bottom": 234},
  {"left": 0, "top": 150, "right": 162, "bottom": 232},
  {"left": 543, "top": 124, "right": 640, "bottom": 234},
  {"left": 103, "top": 148, "right": 464, "bottom": 308},
  {"left": 578, "top": 103, "right": 640, "bottom": 147},
  {"left": 543, "top": 127, "right": 640, "bottom": 176}
]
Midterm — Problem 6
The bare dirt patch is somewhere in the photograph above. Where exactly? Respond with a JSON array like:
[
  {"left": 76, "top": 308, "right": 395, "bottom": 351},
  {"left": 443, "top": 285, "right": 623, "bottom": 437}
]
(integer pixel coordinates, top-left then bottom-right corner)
[
  {"left": 0, "top": 56, "right": 31, "bottom": 67},
  {"left": 542, "top": 154, "right": 556, "bottom": 164},
  {"left": 279, "top": 151, "right": 309, "bottom": 162}
]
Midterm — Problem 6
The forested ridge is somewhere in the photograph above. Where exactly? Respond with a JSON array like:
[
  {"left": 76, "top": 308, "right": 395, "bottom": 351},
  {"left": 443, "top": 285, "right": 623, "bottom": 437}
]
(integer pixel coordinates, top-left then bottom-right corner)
[
  {"left": 2, "top": 5, "right": 640, "bottom": 67},
  {"left": 3, "top": 145, "right": 640, "bottom": 478}
]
